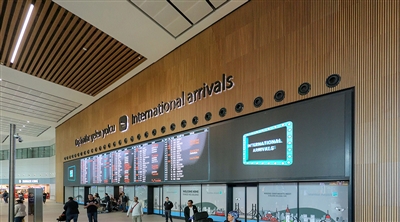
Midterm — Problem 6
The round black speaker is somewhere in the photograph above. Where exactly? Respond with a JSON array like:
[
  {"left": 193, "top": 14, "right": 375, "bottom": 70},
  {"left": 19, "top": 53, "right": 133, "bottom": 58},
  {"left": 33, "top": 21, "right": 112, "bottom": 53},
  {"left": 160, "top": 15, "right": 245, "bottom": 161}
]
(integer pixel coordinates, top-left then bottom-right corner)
[
  {"left": 108, "top": 143, "right": 111, "bottom": 148},
  {"left": 124, "top": 138, "right": 128, "bottom": 144},
  {"left": 161, "top": 126, "right": 166, "bottom": 134},
  {"left": 118, "top": 140, "right": 122, "bottom": 145},
  {"left": 181, "top": 120, "right": 187, "bottom": 128},
  {"left": 103, "top": 145, "right": 106, "bottom": 149},
  {"left": 95, "top": 147, "right": 98, "bottom": 152},
  {"left": 84, "top": 151, "right": 86, "bottom": 155},
  {"left": 137, "top": 134, "right": 141, "bottom": 140},
  {"left": 170, "top": 123, "right": 176, "bottom": 131},
  {"left": 152, "top": 129, "right": 157, "bottom": 136},
  {"left": 205, "top": 112, "right": 212, "bottom": 121},
  {"left": 99, "top": 146, "right": 102, "bottom": 151},
  {"left": 81, "top": 152, "right": 83, "bottom": 156},
  {"left": 192, "top": 116, "right": 199, "bottom": 125},
  {"left": 253, "top": 96, "right": 263, "bottom": 108},
  {"left": 235, "top": 103, "right": 244, "bottom": 113},
  {"left": 219, "top": 108, "right": 227, "bottom": 117},
  {"left": 274, "top": 90, "right": 285, "bottom": 102},
  {"left": 326, "top": 74, "right": 341, "bottom": 88},
  {"left": 64, "top": 157, "right": 66, "bottom": 160},
  {"left": 144, "top": 131, "right": 149, "bottom": 138},
  {"left": 77, "top": 153, "right": 80, "bottom": 157},
  {"left": 113, "top": 142, "right": 116, "bottom": 147},
  {"left": 298, "top": 82, "right": 311, "bottom": 95},
  {"left": 130, "top": 136, "right": 134, "bottom": 142},
  {"left": 74, "top": 154, "right": 77, "bottom": 158}
]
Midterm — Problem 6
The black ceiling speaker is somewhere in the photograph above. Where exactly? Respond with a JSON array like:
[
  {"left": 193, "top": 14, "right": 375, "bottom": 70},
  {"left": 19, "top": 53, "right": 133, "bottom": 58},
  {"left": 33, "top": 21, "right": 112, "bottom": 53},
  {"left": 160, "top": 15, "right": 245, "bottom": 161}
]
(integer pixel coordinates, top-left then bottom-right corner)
[
  {"left": 144, "top": 131, "right": 149, "bottom": 138},
  {"left": 326, "top": 74, "right": 341, "bottom": 88},
  {"left": 235, "top": 102, "right": 244, "bottom": 113},
  {"left": 64, "top": 157, "right": 66, "bottom": 160},
  {"left": 205, "top": 112, "right": 212, "bottom": 121},
  {"left": 152, "top": 129, "right": 157, "bottom": 136},
  {"left": 108, "top": 143, "right": 111, "bottom": 148},
  {"left": 253, "top": 96, "right": 263, "bottom": 108},
  {"left": 298, "top": 82, "right": 311, "bottom": 95},
  {"left": 170, "top": 123, "right": 176, "bottom": 131},
  {"left": 99, "top": 146, "right": 102, "bottom": 151},
  {"left": 219, "top": 108, "right": 227, "bottom": 117},
  {"left": 161, "top": 126, "right": 166, "bottom": 134},
  {"left": 95, "top": 147, "right": 98, "bottom": 152},
  {"left": 87, "top": 150, "right": 90, "bottom": 154},
  {"left": 124, "top": 138, "right": 128, "bottom": 144},
  {"left": 192, "top": 116, "right": 199, "bottom": 125},
  {"left": 74, "top": 154, "right": 77, "bottom": 158},
  {"left": 80, "top": 152, "right": 83, "bottom": 156},
  {"left": 113, "top": 142, "right": 116, "bottom": 147},
  {"left": 274, "top": 90, "right": 285, "bottom": 102},
  {"left": 103, "top": 145, "right": 106, "bottom": 149},
  {"left": 181, "top": 120, "right": 187, "bottom": 128},
  {"left": 84, "top": 151, "right": 87, "bottom": 155},
  {"left": 137, "top": 134, "right": 141, "bottom": 140},
  {"left": 118, "top": 140, "right": 122, "bottom": 145},
  {"left": 77, "top": 153, "right": 80, "bottom": 157},
  {"left": 130, "top": 136, "right": 134, "bottom": 142}
]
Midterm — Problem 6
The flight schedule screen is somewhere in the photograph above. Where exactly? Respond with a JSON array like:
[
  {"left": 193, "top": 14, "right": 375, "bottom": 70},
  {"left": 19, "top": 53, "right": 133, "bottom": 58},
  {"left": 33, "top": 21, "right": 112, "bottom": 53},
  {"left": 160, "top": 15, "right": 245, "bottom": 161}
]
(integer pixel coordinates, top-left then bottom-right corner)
[
  {"left": 79, "top": 129, "right": 209, "bottom": 185},
  {"left": 164, "top": 131, "right": 209, "bottom": 181}
]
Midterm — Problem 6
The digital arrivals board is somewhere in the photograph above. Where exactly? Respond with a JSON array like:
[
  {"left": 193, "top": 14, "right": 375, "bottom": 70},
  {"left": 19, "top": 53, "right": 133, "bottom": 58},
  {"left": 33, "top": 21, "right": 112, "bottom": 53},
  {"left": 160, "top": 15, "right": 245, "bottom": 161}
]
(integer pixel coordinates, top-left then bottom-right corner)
[{"left": 77, "top": 129, "right": 209, "bottom": 185}]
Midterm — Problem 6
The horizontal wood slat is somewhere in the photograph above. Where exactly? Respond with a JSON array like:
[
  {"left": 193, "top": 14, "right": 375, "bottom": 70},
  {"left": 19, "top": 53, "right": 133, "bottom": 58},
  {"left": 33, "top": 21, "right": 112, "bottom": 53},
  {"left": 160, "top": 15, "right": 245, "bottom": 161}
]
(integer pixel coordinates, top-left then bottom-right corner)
[{"left": 0, "top": 0, "right": 146, "bottom": 96}]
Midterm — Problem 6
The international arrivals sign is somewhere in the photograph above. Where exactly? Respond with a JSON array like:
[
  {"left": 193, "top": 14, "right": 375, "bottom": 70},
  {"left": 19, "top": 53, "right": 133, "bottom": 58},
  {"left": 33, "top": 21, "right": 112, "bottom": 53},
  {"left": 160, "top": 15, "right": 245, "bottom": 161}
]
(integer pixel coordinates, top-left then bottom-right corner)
[{"left": 75, "top": 74, "right": 234, "bottom": 147}]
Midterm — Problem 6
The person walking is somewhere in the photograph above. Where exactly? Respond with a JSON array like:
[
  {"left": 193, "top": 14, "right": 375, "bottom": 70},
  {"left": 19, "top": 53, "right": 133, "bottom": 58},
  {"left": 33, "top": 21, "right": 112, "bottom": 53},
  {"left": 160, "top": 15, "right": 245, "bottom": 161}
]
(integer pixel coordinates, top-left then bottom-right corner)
[
  {"left": 28, "top": 193, "right": 35, "bottom": 215},
  {"left": 84, "top": 194, "right": 99, "bottom": 222},
  {"left": 126, "top": 196, "right": 143, "bottom": 222},
  {"left": 121, "top": 192, "right": 129, "bottom": 212},
  {"left": 3, "top": 190, "right": 9, "bottom": 203},
  {"left": 14, "top": 199, "right": 27, "bottom": 222},
  {"left": 164, "top": 197, "right": 174, "bottom": 222},
  {"left": 64, "top": 196, "right": 79, "bottom": 222}
]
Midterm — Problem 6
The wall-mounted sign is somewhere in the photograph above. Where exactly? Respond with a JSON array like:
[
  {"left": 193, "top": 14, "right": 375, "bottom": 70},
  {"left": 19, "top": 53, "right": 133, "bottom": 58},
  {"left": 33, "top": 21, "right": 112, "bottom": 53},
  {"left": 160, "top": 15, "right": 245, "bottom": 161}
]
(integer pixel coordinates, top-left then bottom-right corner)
[
  {"left": 18, "top": 179, "right": 39, "bottom": 183},
  {"left": 75, "top": 124, "right": 116, "bottom": 147},
  {"left": 130, "top": 74, "right": 234, "bottom": 126}
]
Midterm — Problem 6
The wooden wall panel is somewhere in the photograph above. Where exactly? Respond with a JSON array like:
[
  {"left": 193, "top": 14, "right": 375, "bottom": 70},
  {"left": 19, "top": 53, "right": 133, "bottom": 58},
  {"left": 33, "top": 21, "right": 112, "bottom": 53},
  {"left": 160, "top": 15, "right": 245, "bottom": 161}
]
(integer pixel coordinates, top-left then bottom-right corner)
[{"left": 56, "top": 1, "right": 399, "bottom": 221}]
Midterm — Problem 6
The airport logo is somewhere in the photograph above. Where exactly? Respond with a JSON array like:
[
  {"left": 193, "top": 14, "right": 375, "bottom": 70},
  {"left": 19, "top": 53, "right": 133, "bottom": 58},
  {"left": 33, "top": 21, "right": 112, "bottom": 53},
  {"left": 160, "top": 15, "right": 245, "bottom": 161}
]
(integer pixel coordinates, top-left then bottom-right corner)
[{"left": 119, "top": 115, "right": 129, "bottom": 132}]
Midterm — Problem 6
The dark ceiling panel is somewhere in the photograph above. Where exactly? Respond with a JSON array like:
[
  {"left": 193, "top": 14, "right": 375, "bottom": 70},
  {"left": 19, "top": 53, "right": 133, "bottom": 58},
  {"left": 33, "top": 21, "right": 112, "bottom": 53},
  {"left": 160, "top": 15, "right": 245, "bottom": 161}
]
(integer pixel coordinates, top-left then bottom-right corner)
[{"left": 0, "top": 0, "right": 146, "bottom": 96}]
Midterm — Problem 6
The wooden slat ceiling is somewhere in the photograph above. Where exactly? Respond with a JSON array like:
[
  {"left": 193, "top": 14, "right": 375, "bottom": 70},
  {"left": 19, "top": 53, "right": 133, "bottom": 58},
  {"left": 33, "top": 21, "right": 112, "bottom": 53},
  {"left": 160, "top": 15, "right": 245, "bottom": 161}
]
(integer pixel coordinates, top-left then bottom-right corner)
[{"left": 0, "top": 0, "right": 146, "bottom": 96}]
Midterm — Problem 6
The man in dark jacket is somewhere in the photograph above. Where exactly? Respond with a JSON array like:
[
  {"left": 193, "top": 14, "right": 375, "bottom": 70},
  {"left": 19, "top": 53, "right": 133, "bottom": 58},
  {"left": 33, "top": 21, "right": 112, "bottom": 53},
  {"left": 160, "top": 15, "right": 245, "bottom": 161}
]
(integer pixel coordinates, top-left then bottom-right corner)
[
  {"left": 64, "top": 196, "right": 79, "bottom": 222},
  {"left": 184, "top": 200, "right": 198, "bottom": 222},
  {"left": 164, "top": 197, "right": 174, "bottom": 222}
]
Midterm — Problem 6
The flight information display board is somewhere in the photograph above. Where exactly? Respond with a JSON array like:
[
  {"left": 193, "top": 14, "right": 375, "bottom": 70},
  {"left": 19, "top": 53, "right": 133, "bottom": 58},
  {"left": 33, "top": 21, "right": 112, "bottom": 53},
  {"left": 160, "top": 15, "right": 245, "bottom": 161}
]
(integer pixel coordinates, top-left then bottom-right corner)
[
  {"left": 164, "top": 130, "right": 209, "bottom": 181},
  {"left": 78, "top": 129, "right": 209, "bottom": 185},
  {"left": 132, "top": 141, "right": 165, "bottom": 183},
  {"left": 81, "top": 149, "right": 134, "bottom": 184}
]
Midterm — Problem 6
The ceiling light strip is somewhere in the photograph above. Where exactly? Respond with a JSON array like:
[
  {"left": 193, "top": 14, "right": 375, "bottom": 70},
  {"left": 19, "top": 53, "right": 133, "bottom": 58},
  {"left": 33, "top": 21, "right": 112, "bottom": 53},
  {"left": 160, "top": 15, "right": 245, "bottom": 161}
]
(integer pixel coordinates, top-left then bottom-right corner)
[{"left": 10, "top": 4, "right": 34, "bottom": 64}]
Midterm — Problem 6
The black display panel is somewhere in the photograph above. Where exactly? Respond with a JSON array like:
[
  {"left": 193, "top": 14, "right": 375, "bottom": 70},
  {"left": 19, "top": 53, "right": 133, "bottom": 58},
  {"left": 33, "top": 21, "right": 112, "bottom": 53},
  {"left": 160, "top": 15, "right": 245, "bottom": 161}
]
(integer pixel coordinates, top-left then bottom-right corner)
[
  {"left": 64, "top": 159, "right": 80, "bottom": 186},
  {"left": 80, "top": 148, "right": 133, "bottom": 184},
  {"left": 164, "top": 130, "right": 209, "bottom": 181},
  {"left": 209, "top": 90, "right": 352, "bottom": 181},
  {"left": 132, "top": 141, "right": 165, "bottom": 183}
]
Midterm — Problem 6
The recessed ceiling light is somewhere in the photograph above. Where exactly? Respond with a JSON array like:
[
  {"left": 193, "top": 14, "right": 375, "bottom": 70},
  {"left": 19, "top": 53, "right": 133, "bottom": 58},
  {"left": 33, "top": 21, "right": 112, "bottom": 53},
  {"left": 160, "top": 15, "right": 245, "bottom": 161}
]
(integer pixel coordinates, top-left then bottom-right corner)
[
  {"left": 27, "top": 121, "right": 30, "bottom": 123},
  {"left": 23, "top": 125, "right": 25, "bottom": 127},
  {"left": 10, "top": 4, "right": 34, "bottom": 63},
  {"left": 83, "top": 47, "right": 87, "bottom": 51},
  {"left": 19, "top": 129, "right": 22, "bottom": 131}
]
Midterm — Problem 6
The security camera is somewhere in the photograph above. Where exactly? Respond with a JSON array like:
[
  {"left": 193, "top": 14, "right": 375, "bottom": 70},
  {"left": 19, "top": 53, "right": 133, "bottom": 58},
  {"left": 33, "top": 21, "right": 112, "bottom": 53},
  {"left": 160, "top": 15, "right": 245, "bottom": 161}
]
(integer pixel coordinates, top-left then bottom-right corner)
[{"left": 13, "top": 134, "right": 23, "bottom": 143}]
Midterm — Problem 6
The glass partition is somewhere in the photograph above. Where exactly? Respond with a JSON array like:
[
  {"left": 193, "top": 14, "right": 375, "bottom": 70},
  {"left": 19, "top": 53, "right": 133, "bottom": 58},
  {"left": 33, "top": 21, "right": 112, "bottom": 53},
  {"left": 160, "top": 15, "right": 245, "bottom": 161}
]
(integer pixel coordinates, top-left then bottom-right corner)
[
  {"left": 164, "top": 185, "right": 180, "bottom": 216},
  {"left": 202, "top": 184, "right": 227, "bottom": 221}
]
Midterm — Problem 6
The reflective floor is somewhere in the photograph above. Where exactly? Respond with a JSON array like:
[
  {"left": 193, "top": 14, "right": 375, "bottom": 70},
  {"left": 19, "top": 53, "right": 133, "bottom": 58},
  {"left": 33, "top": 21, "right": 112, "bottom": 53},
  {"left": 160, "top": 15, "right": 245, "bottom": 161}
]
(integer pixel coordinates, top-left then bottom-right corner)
[{"left": 0, "top": 199, "right": 184, "bottom": 222}]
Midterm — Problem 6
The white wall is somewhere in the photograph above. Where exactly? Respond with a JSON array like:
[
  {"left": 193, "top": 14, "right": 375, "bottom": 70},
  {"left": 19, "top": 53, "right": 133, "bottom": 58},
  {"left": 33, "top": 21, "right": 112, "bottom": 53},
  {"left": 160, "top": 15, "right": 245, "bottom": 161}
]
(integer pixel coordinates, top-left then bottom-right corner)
[{"left": 0, "top": 155, "right": 55, "bottom": 179}]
